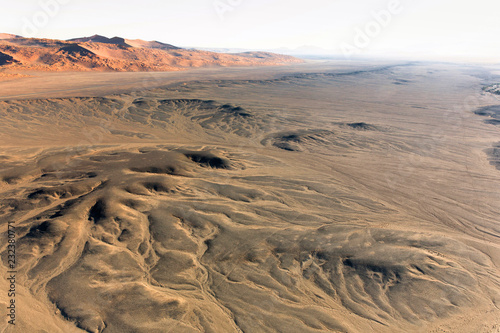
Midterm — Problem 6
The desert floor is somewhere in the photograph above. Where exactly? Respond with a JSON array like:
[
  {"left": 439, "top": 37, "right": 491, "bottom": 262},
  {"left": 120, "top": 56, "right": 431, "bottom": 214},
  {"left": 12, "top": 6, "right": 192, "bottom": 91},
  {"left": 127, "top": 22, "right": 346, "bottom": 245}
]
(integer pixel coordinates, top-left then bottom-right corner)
[{"left": 1, "top": 61, "right": 500, "bottom": 332}]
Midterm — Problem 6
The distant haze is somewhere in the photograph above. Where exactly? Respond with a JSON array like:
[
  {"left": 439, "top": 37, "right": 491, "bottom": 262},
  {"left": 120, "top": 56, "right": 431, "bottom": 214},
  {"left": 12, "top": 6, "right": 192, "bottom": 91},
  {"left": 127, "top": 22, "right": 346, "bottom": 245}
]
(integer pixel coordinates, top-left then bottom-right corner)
[{"left": 2, "top": 0, "right": 499, "bottom": 61}]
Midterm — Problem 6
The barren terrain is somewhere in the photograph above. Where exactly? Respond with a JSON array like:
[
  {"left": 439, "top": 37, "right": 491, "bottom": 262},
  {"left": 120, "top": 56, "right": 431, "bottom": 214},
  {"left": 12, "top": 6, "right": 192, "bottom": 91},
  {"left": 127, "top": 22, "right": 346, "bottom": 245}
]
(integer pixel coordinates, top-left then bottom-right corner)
[
  {"left": 1, "top": 62, "right": 500, "bottom": 332},
  {"left": 0, "top": 34, "right": 301, "bottom": 73}
]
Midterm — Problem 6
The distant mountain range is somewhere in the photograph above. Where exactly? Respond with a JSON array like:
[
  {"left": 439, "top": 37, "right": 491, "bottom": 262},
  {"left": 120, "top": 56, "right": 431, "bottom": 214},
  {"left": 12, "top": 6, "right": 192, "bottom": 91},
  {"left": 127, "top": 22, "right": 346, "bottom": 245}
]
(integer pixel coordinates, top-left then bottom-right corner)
[
  {"left": 191, "top": 45, "right": 338, "bottom": 58},
  {"left": 0, "top": 34, "right": 302, "bottom": 72}
]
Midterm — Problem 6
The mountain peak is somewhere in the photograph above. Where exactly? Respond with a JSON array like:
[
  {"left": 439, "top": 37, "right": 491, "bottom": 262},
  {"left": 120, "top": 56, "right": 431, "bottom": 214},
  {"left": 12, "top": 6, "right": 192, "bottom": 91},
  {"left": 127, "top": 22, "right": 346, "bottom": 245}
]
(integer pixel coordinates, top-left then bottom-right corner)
[
  {"left": 68, "top": 34, "right": 130, "bottom": 47},
  {"left": 67, "top": 35, "right": 181, "bottom": 50}
]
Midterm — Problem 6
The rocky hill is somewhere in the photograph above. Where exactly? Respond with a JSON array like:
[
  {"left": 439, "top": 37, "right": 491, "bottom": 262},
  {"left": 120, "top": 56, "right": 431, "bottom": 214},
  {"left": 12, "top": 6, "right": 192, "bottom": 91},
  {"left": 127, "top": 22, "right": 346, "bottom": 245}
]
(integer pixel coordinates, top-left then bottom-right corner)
[{"left": 0, "top": 34, "right": 302, "bottom": 72}]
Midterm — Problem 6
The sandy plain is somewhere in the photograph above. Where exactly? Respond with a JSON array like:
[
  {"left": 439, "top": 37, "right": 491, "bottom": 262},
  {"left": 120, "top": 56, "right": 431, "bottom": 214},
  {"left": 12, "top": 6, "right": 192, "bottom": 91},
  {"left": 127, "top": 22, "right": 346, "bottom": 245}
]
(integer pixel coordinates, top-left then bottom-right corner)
[{"left": 0, "top": 61, "right": 500, "bottom": 332}]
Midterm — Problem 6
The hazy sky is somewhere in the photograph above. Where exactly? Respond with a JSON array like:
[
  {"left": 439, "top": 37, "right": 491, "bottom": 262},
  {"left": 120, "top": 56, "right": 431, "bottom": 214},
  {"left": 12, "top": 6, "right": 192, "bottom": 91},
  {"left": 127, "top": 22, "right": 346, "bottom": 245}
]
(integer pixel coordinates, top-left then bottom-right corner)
[{"left": 2, "top": 0, "right": 499, "bottom": 60}]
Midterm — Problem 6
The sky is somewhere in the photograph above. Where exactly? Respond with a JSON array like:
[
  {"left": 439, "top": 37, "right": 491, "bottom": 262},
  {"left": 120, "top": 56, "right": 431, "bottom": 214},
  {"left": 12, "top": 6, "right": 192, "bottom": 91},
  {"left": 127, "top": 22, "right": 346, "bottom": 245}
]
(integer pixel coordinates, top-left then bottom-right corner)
[{"left": 1, "top": 0, "right": 500, "bottom": 61}]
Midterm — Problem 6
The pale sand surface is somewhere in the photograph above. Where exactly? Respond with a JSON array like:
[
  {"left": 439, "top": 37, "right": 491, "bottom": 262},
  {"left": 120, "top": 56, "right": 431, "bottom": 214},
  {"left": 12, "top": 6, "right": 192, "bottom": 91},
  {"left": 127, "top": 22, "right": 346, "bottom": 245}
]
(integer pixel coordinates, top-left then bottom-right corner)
[
  {"left": 0, "top": 62, "right": 395, "bottom": 100},
  {"left": 0, "top": 62, "right": 500, "bottom": 332}
]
